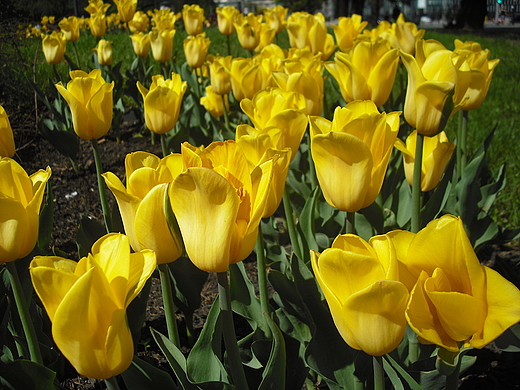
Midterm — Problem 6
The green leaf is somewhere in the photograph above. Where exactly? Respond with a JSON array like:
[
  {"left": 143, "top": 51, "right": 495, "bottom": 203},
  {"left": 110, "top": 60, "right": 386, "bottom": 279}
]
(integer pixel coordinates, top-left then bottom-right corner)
[
  {"left": 382, "top": 357, "right": 405, "bottom": 390},
  {"left": 258, "top": 315, "right": 286, "bottom": 390},
  {"left": 121, "top": 355, "right": 178, "bottom": 390},
  {"left": 150, "top": 328, "right": 197, "bottom": 390},
  {"left": 0, "top": 359, "right": 57, "bottom": 390},
  {"left": 76, "top": 216, "right": 106, "bottom": 258},
  {"left": 298, "top": 187, "right": 320, "bottom": 257},
  {"left": 38, "top": 120, "right": 80, "bottom": 162},
  {"left": 493, "top": 323, "right": 520, "bottom": 352},
  {"left": 384, "top": 354, "right": 422, "bottom": 390}
]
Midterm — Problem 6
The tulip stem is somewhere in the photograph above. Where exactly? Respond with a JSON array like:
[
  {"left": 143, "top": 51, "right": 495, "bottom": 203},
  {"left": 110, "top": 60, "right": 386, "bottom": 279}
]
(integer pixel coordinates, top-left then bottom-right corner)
[
  {"left": 221, "top": 94, "right": 231, "bottom": 133},
  {"left": 445, "top": 356, "right": 461, "bottom": 390},
  {"left": 411, "top": 132, "right": 424, "bottom": 233},
  {"left": 104, "top": 376, "right": 121, "bottom": 390},
  {"left": 345, "top": 212, "right": 355, "bottom": 234},
  {"left": 72, "top": 41, "right": 82, "bottom": 69},
  {"left": 91, "top": 139, "right": 111, "bottom": 233},
  {"left": 158, "top": 263, "right": 181, "bottom": 348},
  {"left": 217, "top": 271, "right": 250, "bottom": 390},
  {"left": 282, "top": 188, "right": 302, "bottom": 260},
  {"left": 255, "top": 224, "right": 272, "bottom": 339},
  {"left": 6, "top": 262, "right": 43, "bottom": 365},
  {"left": 306, "top": 132, "right": 318, "bottom": 189},
  {"left": 160, "top": 133, "right": 169, "bottom": 157},
  {"left": 226, "top": 35, "right": 231, "bottom": 56},
  {"left": 373, "top": 355, "right": 385, "bottom": 390},
  {"left": 456, "top": 110, "right": 468, "bottom": 180}
]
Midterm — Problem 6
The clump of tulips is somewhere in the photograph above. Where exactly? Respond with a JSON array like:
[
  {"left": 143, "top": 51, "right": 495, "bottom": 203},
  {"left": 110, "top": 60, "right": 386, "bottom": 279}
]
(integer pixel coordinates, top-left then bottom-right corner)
[{"left": 5, "top": 3, "right": 520, "bottom": 390}]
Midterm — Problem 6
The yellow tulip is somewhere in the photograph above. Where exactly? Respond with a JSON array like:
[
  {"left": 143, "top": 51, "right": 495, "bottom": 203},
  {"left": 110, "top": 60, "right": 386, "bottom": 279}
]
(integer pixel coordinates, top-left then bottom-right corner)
[
  {"left": 85, "top": 0, "right": 110, "bottom": 15},
  {"left": 325, "top": 40, "right": 399, "bottom": 107},
  {"left": 183, "top": 33, "right": 210, "bottom": 69},
  {"left": 264, "top": 5, "right": 288, "bottom": 34},
  {"left": 272, "top": 58, "right": 324, "bottom": 115},
  {"left": 103, "top": 152, "right": 183, "bottom": 264},
  {"left": 59, "top": 16, "right": 81, "bottom": 42},
  {"left": 401, "top": 39, "right": 470, "bottom": 136},
  {"left": 380, "top": 13, "right": 425, "bottom": 55},
  {"left": 113, "top": 0, "right": 137, "bottom": 23},
  {"left": 235, "top": 125, "right": 291, "bottom": 217},
  {"left": 41, "top": 31, "right": 66, "bottom": 65},
  {"left": 0, "top": 158, "right": 51, "bottom": 263},
  {"left": 359, "top": 20, "right": 392, "bottom": 42},
  {"left": 137, "top": 73, "right": 187, "bottom": 134},
  {"left": 390, "top": 215, "right": 520, "bottom": 352},
  {"left": 454, "top": 39, "right": 500, "bottom": 111},
  {"left": 200, "top": 86, "right": 228, "bottom": 118},
  {"left": 30, "top": 233, "right": 156, "bottom": 379},
  {"left": 331, "top": 14, "right": 368, "bottom": 52},
  {"left": 309, "top": 101, "right": 400, "bottom": 212},
  {"left": 92, "top": 39, "right": 113, "bottom": 66},
  {"left": 130, "top": 32, "right": 151, "bottom": 58},
  {"left": 311, "top": 233, "right": 409, "bottom": 356},
  {"left": 150, "top": 28, "right": 176, "bottom": 62},
  {"left": 229, "top": 57, "right": 264, "bottom": 101},
  {"left": 234, "top": 13, "right": 263, "bottom": 52},
  {"left": 254, "top": 23, "right": 276, "bottom": 53},
  {"left": 395, "top": 130, "right": 455, "bottom": 192},
  {"left": 128, "top": 10, "right": 150, "bottom": 33},
  {"left": 182, "top": 4, "right": 205, "bottom": 36},
  {"left": 216, "top": 6, "right": 239, "bottom": 35},
  {"left": 150, "top": 9, "right": 179, "bottom": 31},
  {"left": 169, "top": 141, "right": 273, "bottom": 273},
  {"left": 56, "top": 69, "right": 114, "bottom": 140},
  {"left": 240, "top": 88, "right": 308, "bottom": 159},
  {"left": 286, "top": 12, "right": 336, "bottom": 61},
  {"left": 0, "top": 106, "right": 15, "bottom": 158},
  {"left": 88, "top": 12, "right": 108, "bottom": 37},
  {"left": 207, "top": 55, "right": 232, "bottom": 95}
]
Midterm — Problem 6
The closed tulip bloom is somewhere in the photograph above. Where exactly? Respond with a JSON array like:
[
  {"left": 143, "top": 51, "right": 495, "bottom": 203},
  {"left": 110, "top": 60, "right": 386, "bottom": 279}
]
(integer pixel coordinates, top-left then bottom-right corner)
[
  {"left": 240, "top": 88, "right": 308, "bottom": 159},
  {"left": 311, "top": 234, "right": 409, "bottom": 356},
  {"left": 325, "top": 40, "right": 399, "bottom": 107},
  {"left": 395, "top": 130, "right": 455, "bottom": 192},
  {"left": 391, "top": 215, "right": 520, "bottom": 352},
  {"left": 0, "top": 106, "right": 15, "bottom": 157},
  {"left": 103, "top": 152, "right": 184, "bottom": 264},
  {"left": 59, "top": 16, "right": 81, "bottom": 42},
  {"left": 150, "top": 28, "right": 176, "bottom": 62},
  {"left": 264, "top": 5, "right": 288, "bottom": 34},
  {"left": 184, "top": 33, "right": 210, "bottom": 69},
  {"left": 30, "top": 233, "right": 156, "bottom": 379},
  {"left": 92, "top": 39, "right": 113, "bottom": 66},
  {"left": 200, "top": 86, "right": 228, "bottom": 118},
  {"left": 114, "top": 0, "right": 137, "bottom": 23},
  {"left": 454, "top": 39, "right": 500, "bottom": 111},
  {"left": 236, "top": 125, "right": 291, "bottom": 217},
  {"left": 0, "top": 158, "right": 51, "bottom": 263},
  {"left": 234, "top": 13, "right": 263, "bottom": 52},
  {"left": 182, "top": 4, "right": 205, "bottom": 36},
  {"left": 254, "top": 23, "right": 276, "bottom": 53},
  {"left": 229, "top": 57, "right": 264, "bottom": 101},
  {"left": 331, "top": 14, "right": 367, "bottom": 52},
  {"left": 207, "top": 55, "right": 232, "bottom": 95},
  {"left": 130, "top": 32, "right": 151, "bottom": 58},
  {"left": 401, "top": 40, "right": 470, "bottom": 136},
  {"left": 56, "top": 69, "right": 114, "bottom": 140},
  {"left": 128, "top": 11, "right": 150, "bottom": 33},
  {"left": 380, "top": 13, "right": 425, "bottom": 55},
  {"left": 88, "top": 12, "right": 108, "bottom": 37},
  {"left": 286, "top": 12, "right": 336, "bottom": 61},
  {"left": 137, "top": 73, "right": 187, "bottom": 134},
  {"left": 42, "top": 31, "right": 66, "bottom": 64},
  {"left": 216, "top": 6, "right": 238, "bottom": 35},
  {"left": 310, "top": 101, "right": 400, "bottom": 212},
  {"left": 169, "top": 141, "right": 274, "bottom": 273}
]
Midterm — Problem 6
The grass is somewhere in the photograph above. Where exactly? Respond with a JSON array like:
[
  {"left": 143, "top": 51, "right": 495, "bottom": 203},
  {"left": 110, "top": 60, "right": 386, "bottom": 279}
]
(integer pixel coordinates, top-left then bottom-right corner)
[{"left": 2, "top": 23, "right": 519, "bottom": 229}]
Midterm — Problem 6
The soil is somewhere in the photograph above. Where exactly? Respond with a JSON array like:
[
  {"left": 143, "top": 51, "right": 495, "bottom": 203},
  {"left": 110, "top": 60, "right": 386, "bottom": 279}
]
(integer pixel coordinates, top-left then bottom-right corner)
[{"left": 8, "top": 108, "right": 520, "bottom": 389}]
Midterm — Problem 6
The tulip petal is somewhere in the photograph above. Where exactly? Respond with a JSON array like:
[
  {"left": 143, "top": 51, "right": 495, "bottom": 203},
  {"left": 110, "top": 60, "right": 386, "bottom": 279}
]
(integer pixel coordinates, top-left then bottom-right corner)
[
  {"left": 0, "top": 196, "right": 31, "bottom": 262},
  {"left": 170, "top": 167, "right": 240, "bottom": 272}
]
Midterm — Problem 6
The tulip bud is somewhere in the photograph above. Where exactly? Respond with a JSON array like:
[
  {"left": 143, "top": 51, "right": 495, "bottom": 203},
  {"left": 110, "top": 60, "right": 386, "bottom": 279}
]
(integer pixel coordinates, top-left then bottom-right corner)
[
  {"left": 182, "top": 4, "right": 205, "bottom": 36},
  {"left": 92, "top": 39, "right": 113, "bottom": 66},
  {"left": 130, "top": 32, "right": 151, "bottom": 58},
  {"left": 113, "top": 0, "right": 137, "bottom": 23},
  {"left": 183, "top": 33, "right": 210, "bottom": 69},
  {"left": 59, "top": 16, "right": 81, "bottom": 42},
  {"left": 216, "top": 6, "right": 239, "bottom": 35},
  {"left": 200, "top": 86, "right": 228, "bottom": 118},
  {"left": 150, "top": 28, "right": 176, "bottom": 62},
  {"left": 41, "top": 31, "right": 67, "bottom": 64}
]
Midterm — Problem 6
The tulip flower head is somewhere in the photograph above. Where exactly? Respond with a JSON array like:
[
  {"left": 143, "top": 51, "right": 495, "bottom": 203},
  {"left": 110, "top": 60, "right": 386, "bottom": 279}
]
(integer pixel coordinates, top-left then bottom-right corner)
[
  {"left": 0, "top": 158, "right": 51, "bottom": 263},
  {"left": 325, "top": 39, "right": 400, "bottom": 107},
  {"left": 137, "top": 73, "right": 187, "bottom": 134},
  {"left": 182, "top": 4, "right": 205, "bottom": 36},
  {"left": 30, "top": 233, "right": 156, "bottom": 379},
  {"left": 216, "top": 6, "right": 239, "bottom": 35},
  {"left": 150, "top": 28, "right": 176, "bottom": 62},
  {"left": 128, "top": 11, "right": 150, "bottom": 33},
  {"left": 113, "top": 0, "right": 137, "bottom": 23},
  {"left": 130, "top": 32, "right": 151, "bottom": 58},
  {"left": 201, "top": 85, "right": 228, "bottom": 118},
  {"left": 395, "top": 130, "right": 455, "bottom": 192},
  {"left": 331, "top": 14, "right": 368, "bottom": 52},
  {"left": 92, "top": 39, "right": 113, "bottom": 66},
  {"left": 42, "top": 31, "right": 67, "bottom": 64},
  {"left": 88, "top": 12, "right": 108, "bottom": 37},
  {"left": 169, "top": 141, "right": 274, "bottom": 273},
  {"left": 229, "top": 57, "right": 265, "bottom": 101},
  {"left": 264, "top": 5, "right": 288, "bottom": 34},
  {"left": 234, "top": 13, "right": 263, "bottom": 52},
  {"left": 56, "top": 69, "right": 114, "bottom": 140},
  {"left": 103, "top": 152, "right": 184, "bottom": 264},
  {"left": 309, "top": 101, "right": 400, "bottom": 212},
  {"left": 184, "top": 33, "right": 211, "bottom": 69},
  {"left": 207, "top": 55, "right": 232, "bottom": 95},
  {"left": 380, "top": 13, "right": 425, "bottom": 55},
  {"left": 59, "top": 16, "right": 81, "bottom": 42},
  {"left": 0, "top": 105, "right": 16, "bottom": 158},
  {"left": 311, "top": 234, "right": 409, "bottom": 356},
  {"left": 390, "top": 215, "right": 520, "bottom": 352}
]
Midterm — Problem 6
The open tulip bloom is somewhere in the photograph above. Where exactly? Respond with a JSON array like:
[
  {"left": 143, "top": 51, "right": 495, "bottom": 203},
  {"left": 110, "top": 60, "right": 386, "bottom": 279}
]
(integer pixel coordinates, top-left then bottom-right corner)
[{"left": 30, "top": 233, "right": 156, "bottom": 379}]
